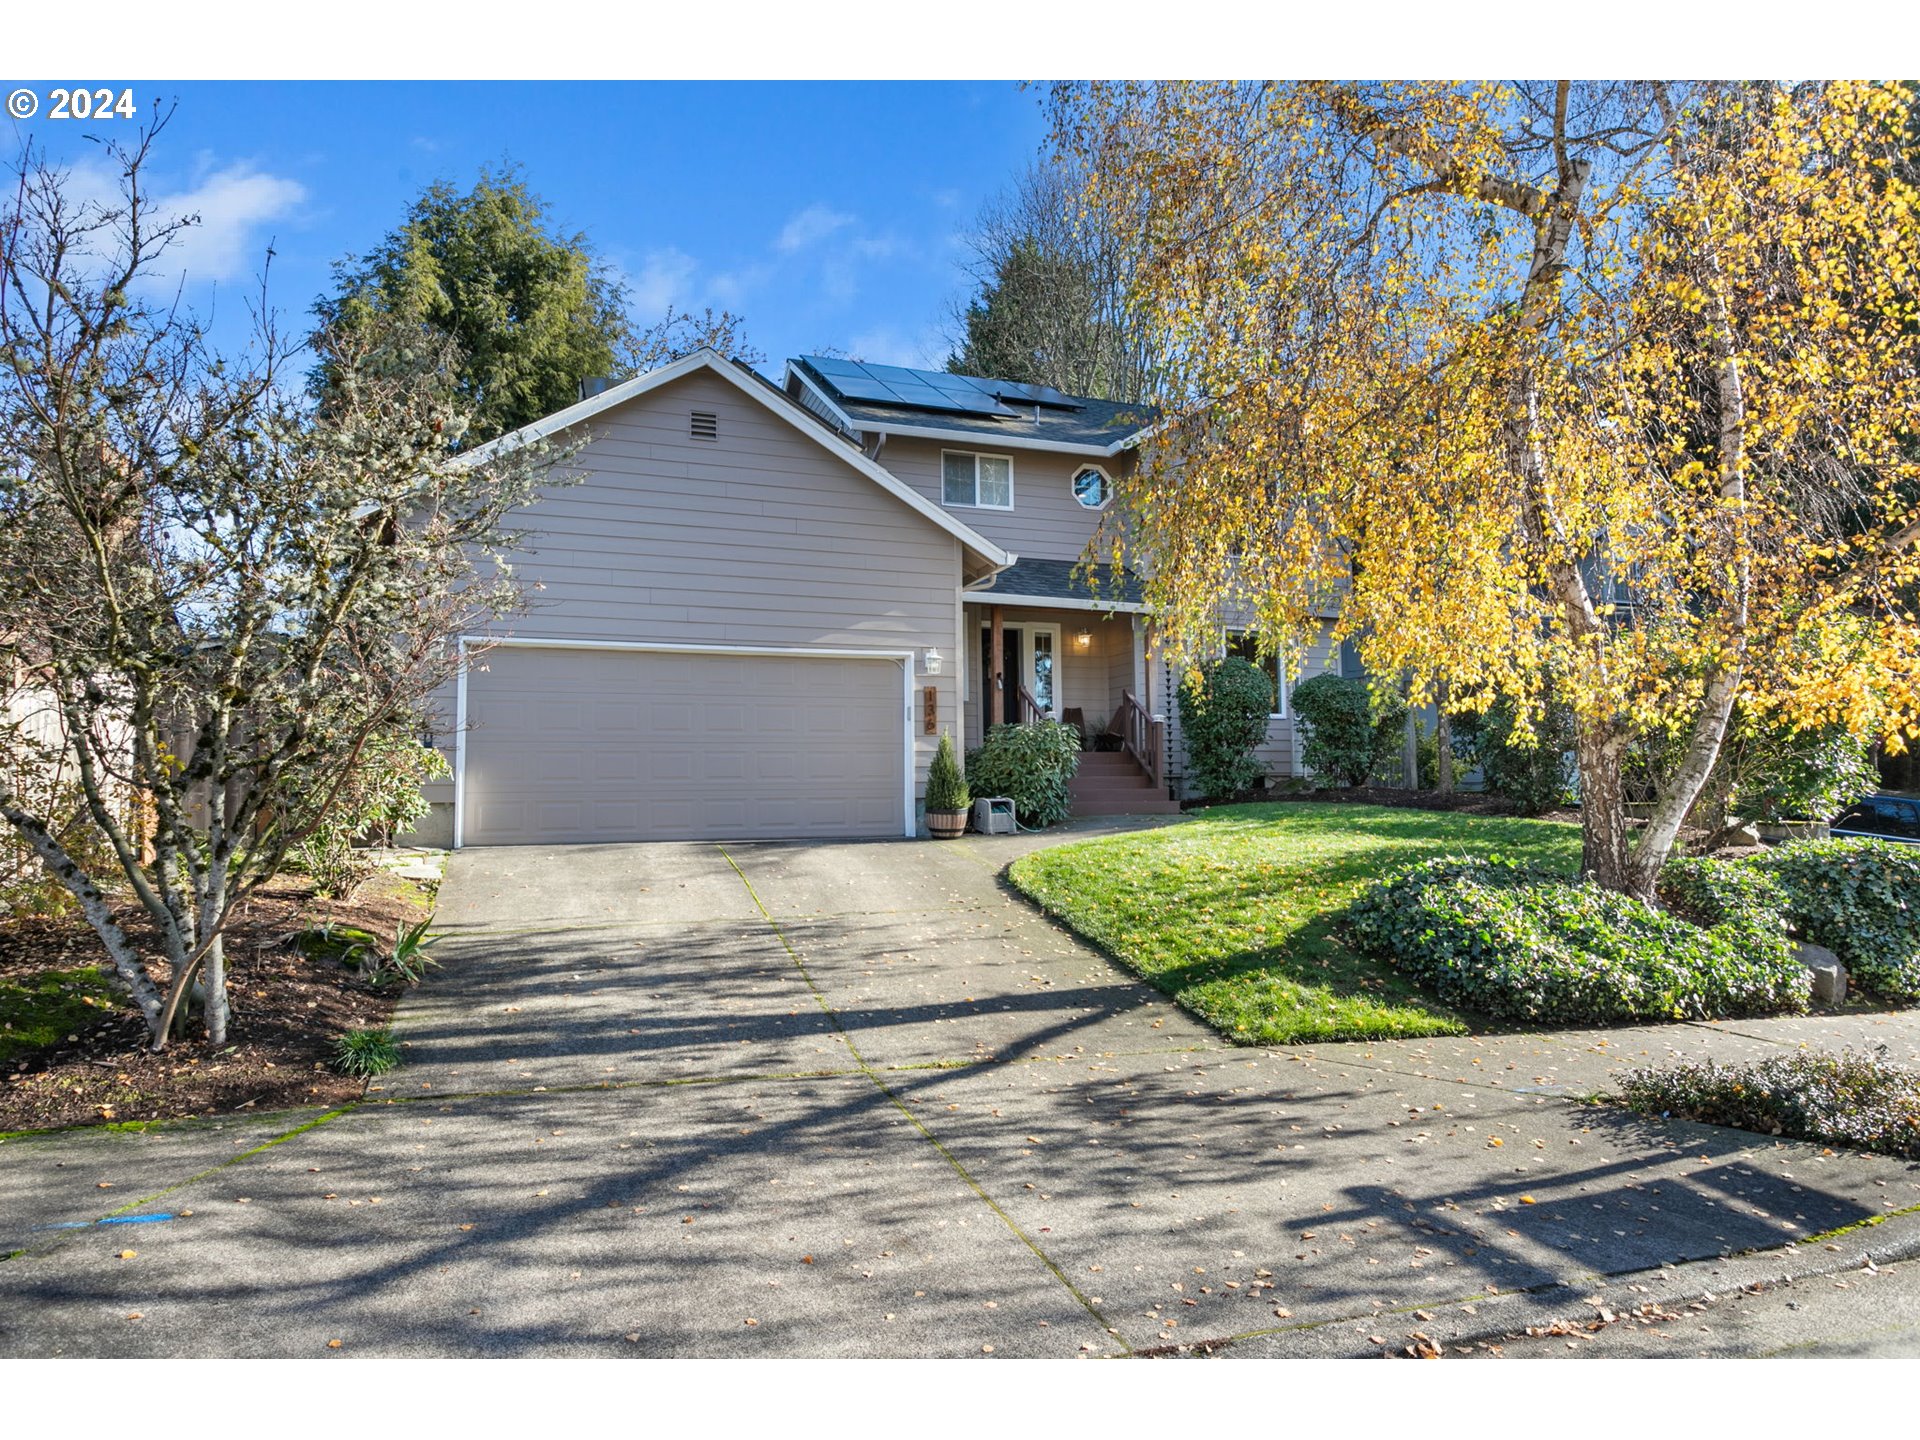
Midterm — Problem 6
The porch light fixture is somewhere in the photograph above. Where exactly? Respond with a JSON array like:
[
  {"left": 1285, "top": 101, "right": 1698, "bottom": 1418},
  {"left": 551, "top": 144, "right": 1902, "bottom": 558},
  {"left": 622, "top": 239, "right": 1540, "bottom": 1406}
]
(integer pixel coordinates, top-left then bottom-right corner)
[
  {"left": 921, "top": 647, "right": 943, "bottom": 675},
  {"left": 1073, "top": 629, "right": 1092, "bottom": 650}
]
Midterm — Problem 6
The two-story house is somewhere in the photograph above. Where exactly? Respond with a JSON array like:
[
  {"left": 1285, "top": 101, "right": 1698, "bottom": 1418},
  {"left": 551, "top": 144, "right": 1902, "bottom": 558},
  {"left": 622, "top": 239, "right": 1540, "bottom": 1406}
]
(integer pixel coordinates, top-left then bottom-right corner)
[{"left": 414, "top": 348, "right": 1345, "bottom": 848}]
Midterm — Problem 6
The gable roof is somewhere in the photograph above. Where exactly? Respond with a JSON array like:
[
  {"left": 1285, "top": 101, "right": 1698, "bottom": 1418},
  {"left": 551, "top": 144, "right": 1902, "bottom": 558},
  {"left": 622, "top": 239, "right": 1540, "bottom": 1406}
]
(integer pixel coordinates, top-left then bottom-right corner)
[
  {"left": 457, "top": 349, "right": 1016, "bottom": 572},
  {"left": 786, "top": 355, "right": 1155, "bottom": 456}
]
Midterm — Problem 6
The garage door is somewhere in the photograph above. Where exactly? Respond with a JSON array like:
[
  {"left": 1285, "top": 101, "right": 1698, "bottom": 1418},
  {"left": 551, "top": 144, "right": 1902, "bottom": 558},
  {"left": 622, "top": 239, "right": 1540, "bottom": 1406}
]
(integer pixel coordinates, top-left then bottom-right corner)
[{"left": 461, "top": 646, "right": 906, "bottom": 845}]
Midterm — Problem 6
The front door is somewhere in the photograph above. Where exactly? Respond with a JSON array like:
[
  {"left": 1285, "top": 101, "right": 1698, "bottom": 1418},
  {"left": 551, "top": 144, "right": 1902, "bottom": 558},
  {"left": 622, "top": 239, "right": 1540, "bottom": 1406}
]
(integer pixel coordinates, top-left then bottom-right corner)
[
  {"left": 981, "top": 625, "right": 1019, "bottom": 725},
  {"left": 978, "top": 622, "right": 1062, "bottom": 725}
]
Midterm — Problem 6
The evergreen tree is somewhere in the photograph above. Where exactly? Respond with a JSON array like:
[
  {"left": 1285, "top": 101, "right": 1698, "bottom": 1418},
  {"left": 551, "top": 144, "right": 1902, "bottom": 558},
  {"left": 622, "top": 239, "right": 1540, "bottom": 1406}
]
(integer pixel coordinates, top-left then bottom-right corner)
[{"left": 315, "top": 166, "right": 752, "bottom": 444}]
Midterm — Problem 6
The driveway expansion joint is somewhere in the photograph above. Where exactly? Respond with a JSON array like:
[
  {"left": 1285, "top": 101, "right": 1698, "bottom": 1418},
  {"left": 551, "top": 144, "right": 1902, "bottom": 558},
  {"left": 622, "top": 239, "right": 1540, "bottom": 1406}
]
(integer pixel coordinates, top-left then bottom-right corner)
[{"left": 717, "top": 843, "right": 1136, "bottom": 1355}]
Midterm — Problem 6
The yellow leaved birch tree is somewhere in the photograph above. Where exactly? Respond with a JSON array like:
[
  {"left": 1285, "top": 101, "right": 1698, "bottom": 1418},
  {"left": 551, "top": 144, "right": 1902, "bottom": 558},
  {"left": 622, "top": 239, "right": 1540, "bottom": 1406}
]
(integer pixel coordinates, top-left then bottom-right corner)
[{"left": 1054, "top": 80, "right": 1920, "bottom": 900}]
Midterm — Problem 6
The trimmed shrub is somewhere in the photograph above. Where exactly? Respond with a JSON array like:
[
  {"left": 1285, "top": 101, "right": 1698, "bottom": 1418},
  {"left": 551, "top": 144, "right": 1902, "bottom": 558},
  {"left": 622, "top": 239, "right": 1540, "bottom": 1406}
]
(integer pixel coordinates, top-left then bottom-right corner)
[
  {"left": 966, "top": 721, "right": 1081, "bottom": 828},
  {"left": 1343, "top": 855, "right": 1810, "bottom": 1025},
  {"left": 1618, "top": 1049, "right": 1920, "bottom": 1161},
  {"left": 925, "top": 730, "right": 970, "bottom": 814},
  {"left": 1291, "top": 673, "right": 1405, "bottom": 788},
  {"left": 1178, "top": 656, "right": 1274, "bottom": 800},
  {"left": 1455, "top": 696, "right": 1574, "bottom": 814},
  {"left": 1750, "top": 837, "right": 1920, "bottom": 1001}
]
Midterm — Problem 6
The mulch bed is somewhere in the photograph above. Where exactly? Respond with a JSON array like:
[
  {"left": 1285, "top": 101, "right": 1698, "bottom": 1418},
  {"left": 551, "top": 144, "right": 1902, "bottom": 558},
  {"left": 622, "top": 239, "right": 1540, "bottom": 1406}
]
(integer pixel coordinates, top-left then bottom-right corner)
[{"left": 0, "top": 872, "right": 432, "bottom": 1134}]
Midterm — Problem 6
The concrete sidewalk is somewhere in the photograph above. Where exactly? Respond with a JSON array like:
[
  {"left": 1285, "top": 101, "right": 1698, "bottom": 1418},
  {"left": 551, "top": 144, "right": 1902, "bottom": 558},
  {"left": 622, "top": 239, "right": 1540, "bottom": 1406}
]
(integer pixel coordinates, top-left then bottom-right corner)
[{"left": 4, "top": 821, "right": 1918, "bottom": 1357}]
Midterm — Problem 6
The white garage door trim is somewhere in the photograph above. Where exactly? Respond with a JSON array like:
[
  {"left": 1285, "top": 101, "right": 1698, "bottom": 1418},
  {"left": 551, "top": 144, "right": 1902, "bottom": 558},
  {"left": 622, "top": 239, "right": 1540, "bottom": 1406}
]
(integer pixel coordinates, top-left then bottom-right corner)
[{"left": 452, "top": 635, "right": 917, "bottom": 848}]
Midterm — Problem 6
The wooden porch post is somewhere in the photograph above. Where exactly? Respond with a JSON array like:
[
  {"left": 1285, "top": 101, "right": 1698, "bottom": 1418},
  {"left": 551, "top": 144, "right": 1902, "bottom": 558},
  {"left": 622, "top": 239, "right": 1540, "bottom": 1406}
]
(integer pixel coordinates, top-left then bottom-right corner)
[{"left": 990, "top": 605, "right": 1005, "bottom": 726}]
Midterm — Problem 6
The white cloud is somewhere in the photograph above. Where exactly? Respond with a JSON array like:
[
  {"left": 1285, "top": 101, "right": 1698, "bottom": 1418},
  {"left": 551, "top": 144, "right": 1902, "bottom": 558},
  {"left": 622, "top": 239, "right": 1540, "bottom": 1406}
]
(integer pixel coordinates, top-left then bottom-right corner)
[
  {"left": 776, "top": 203, "right": 855, "bottom": 253},
  {"left": 153, "top": 163, "right": 308, "bottom": 285},
  {"left": 43, "top": 155, "right": 305, "bottom": 291},
  {"left": 625, "top": 247, "right": 699, "bottom": 315}
]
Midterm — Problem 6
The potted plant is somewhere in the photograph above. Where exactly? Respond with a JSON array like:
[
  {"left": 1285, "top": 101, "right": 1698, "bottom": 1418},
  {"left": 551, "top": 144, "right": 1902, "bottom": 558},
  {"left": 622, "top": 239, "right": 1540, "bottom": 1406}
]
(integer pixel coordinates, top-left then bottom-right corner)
[{"left": 925, "top": 730, "right": 971, "bottom": 839}]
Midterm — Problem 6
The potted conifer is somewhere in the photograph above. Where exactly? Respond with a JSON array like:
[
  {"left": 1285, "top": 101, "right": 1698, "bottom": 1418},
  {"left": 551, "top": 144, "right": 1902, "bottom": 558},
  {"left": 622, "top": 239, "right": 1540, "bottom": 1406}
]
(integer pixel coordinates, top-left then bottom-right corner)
[{"left": 925, "top": 730, "right": 971, "bottom": 839}]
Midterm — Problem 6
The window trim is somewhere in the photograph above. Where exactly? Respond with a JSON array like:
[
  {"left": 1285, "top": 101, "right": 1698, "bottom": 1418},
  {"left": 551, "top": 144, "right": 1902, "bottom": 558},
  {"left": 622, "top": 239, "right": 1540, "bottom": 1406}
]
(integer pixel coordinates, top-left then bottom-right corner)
[
  {"left": 940, "top": 448, "right": 1016, "bottom": 511},
  {"left": 1070, "top": 462, "right": 1113, "bottom": 511},
  {"left": 1223, "top": 628, "right": 1286, "bottom": 718}
]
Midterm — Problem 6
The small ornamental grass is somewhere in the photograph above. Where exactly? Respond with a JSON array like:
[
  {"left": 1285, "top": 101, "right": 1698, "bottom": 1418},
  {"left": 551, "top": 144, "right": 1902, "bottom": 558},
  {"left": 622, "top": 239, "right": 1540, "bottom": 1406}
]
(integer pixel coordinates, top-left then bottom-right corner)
[
  {"left": 1343, "top": 855, "right": 1810, "bottom": 1025},
  {"left": 1617, "top": 1049, "right": 1920, "bottom": 1162},
  {"left": 332, "top": 1027, "right": 401, "bottom": 1078}
]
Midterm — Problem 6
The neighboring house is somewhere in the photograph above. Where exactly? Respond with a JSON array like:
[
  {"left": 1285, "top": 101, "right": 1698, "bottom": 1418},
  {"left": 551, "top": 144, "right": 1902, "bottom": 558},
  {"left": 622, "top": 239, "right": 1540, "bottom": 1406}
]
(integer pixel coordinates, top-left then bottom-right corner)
[{"left": 414, "top": 349, "right": 1351, "bottom": 849}]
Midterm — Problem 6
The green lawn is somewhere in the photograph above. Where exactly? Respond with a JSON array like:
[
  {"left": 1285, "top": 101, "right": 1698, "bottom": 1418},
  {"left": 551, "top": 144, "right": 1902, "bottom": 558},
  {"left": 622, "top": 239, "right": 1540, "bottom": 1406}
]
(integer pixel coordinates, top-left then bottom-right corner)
[{"left": 1007, "top": 802, "right": 1582, "bottom": 1045}]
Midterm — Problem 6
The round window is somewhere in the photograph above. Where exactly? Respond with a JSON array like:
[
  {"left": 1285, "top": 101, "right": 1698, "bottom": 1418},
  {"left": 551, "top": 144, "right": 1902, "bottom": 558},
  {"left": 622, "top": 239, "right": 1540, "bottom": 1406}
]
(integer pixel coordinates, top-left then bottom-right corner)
[{"left": 1072, "top": 466, "right": 1109, "bottom": 509}]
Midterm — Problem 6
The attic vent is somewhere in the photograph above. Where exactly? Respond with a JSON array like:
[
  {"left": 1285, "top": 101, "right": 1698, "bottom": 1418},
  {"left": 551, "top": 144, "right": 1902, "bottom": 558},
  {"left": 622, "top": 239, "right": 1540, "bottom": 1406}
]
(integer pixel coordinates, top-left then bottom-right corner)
[{"left": 690, "top": 410, "right": 719, "bottom": 441}]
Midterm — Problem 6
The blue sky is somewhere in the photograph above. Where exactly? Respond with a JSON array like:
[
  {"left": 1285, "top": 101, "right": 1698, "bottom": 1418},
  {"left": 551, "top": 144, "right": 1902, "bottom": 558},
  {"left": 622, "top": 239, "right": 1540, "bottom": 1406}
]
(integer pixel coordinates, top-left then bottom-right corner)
[{"left": 1, "top": 81, "right": 1053, "bottom": 373}]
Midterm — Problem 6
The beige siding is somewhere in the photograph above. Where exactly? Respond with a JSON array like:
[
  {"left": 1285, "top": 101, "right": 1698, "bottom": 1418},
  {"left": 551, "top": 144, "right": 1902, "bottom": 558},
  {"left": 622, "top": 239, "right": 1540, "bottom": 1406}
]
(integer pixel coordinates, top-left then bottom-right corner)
[
  {"left": 409, "top": 369, "right": 971, "bottom": 842},
  {"left": 879, "top": 436, "right": 1121, "bottom": 563}
]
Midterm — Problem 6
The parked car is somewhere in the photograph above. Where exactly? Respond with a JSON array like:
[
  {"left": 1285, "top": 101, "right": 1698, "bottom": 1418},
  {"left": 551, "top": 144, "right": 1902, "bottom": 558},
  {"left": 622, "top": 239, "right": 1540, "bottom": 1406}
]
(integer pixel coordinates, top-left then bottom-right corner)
[{"left": 1830, "top": 794, "right": 1920, "bottom": 843}]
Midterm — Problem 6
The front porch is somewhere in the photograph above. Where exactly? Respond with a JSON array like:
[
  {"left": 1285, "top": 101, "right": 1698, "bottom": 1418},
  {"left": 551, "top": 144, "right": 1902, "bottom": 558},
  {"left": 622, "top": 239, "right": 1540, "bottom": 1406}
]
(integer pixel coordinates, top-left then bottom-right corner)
[{"left": 961, "top": 595, "right": 1177, "bottom": 817}]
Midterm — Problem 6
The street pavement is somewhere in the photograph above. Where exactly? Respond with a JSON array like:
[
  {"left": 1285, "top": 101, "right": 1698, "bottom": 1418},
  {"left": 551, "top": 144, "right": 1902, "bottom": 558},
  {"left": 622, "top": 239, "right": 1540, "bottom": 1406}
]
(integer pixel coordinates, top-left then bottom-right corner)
[{"left": 4, "top": 817, "right": 1918, "bottom": 1357}]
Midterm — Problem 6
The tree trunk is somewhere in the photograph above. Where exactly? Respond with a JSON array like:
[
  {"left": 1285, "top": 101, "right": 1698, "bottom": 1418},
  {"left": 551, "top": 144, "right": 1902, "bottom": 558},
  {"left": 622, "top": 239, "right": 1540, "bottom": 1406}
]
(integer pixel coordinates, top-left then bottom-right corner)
[
  {"left": 1574, "top": 723, "right": 1651, "bottom": 900},
  {"left": 0, "top": 785, "right": 167, "bottom": 1026},
  {"left": 202, "top": 931, "right": 229, "bottom": 1046},
  {"left": 1435, "top": 680, "right": 1455, "bottom": 796}
]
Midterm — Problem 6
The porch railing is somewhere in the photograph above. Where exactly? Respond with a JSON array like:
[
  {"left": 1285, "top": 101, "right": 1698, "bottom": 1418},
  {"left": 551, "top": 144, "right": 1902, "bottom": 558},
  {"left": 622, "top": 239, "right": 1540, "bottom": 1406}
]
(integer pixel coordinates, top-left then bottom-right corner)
[
  {"left": 1017, "top": 683, "right": 1045, "bottom": 725},
  {"left": 1115, "top": 689, "right": 1164, "bottom": 790}
]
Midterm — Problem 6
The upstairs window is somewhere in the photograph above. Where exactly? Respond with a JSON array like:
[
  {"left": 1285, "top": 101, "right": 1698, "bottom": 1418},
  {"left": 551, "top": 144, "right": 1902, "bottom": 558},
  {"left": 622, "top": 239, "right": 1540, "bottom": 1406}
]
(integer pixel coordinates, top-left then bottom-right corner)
[
  {"left": 942, "top": 451, "right": 1014, "bottom": 509},
  {"left": 1072, "top": 465, "right": 1111, "bottom": 510},
  {"left": 1226, "top": 630, "right": 1286, "bottom": 717}
]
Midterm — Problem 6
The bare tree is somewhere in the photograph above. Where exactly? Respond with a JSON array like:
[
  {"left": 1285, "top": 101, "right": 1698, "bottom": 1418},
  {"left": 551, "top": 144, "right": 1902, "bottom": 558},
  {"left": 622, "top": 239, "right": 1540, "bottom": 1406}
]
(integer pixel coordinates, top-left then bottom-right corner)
[
  {"left": 0, "top": 118, "right": 565, "bottom": 1047},
  {"left": 945, "top": 159, "right": 1155, "bottom": 403}
]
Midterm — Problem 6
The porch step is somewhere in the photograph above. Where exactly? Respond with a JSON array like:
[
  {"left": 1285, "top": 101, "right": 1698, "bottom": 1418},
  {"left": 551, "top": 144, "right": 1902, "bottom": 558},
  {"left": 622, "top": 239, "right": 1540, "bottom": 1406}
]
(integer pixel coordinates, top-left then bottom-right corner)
[
  {"left": 1075, "top": 751, "right": 1144, "bottom": 768},
  {"left": 1068, "top": 749, "right": 1179, "bottom": 816},
  {"left": 1071, "top": 795, "right": 1186, "bottom": 816}
]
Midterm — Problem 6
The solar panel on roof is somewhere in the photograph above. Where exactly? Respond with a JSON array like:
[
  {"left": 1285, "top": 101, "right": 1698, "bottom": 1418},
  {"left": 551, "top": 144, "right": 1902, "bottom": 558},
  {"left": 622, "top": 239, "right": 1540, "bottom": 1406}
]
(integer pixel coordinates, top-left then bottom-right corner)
[
  {"left": 989, "top": 380, "right": 1083, "bottom": 410},
  {"left": 828, "top": 373, "right": 906, "bottom": 404},
  {"left": 802, "top": 356, "right": 1017, "bottom": 417}
]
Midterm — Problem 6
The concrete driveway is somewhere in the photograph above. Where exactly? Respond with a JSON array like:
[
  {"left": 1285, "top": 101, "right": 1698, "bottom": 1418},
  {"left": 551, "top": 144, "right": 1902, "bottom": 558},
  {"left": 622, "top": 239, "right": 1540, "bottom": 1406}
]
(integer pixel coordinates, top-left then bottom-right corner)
[{"left": 5, "top": 822, "right": 1920, "bottom": 1357}]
